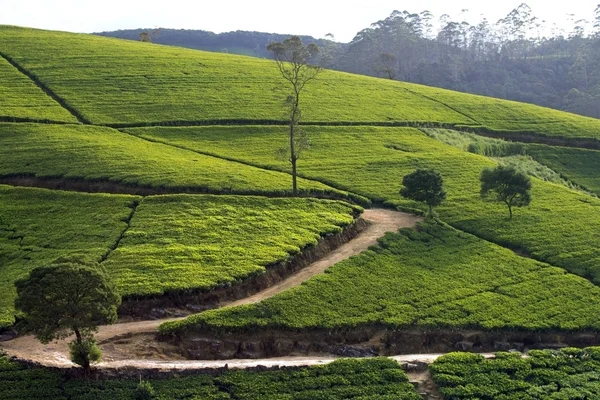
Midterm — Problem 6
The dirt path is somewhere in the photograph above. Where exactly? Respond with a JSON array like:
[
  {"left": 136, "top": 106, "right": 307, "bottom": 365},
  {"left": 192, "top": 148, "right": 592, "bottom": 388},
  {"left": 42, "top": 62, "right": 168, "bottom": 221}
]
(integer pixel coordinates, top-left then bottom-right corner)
[{"left": 0, "top": 209, "right": 422, "bottom": 369}]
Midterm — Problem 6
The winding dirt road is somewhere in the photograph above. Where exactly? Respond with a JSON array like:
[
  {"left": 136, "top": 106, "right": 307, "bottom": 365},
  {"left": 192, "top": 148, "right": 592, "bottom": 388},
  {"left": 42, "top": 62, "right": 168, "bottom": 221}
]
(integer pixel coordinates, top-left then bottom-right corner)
[{"left": 1, "top": 209, "right": 422, "bottom": 369}]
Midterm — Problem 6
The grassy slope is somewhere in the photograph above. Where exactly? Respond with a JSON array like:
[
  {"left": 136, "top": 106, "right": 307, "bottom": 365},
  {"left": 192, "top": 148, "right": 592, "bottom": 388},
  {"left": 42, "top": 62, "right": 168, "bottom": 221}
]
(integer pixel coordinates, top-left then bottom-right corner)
[
  {"left": 103, "top": 195, "right": 359, "bottom": 297},
  {"left": 406, "top": 82, "right": 600, "bottom": 140},
  {"left": 2, "top": 25, "right": 600, "bottom": 142},
  {"left": 0, "top": 185, "right": 136, "bottom": 327},
  {"left": 128, "top": 125, "right": 600, "bottom": 285},
  {"left": 163, "top": 222, "right": 600, "bottom": 334},
  {"left": 0, "top": 26, "right": 471, "bottom": 126},
  {"left": 431, "top": 348, "right": 600, "bottom": 399},
  {"left": 0, "top": 356, "right": 419, "bottom": 400},
  {"left": 0, "top": 123, "right": 356, "bottom": 200},
  {"left": 423, "top": 128, "right": 600, "bottom": 195},
  {"left": 526, "top": 144, "right": 600, "bottom": 195},
  {"left": 0, "top": 56, "right": 76, "bottom": 123}
]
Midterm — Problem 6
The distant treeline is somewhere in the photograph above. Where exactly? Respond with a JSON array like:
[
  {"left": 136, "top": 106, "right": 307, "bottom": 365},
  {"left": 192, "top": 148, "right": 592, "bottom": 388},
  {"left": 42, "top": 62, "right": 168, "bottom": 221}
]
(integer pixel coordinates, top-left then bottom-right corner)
[{"left": 97, "top": 3, "right": 600, "bottom": 118}]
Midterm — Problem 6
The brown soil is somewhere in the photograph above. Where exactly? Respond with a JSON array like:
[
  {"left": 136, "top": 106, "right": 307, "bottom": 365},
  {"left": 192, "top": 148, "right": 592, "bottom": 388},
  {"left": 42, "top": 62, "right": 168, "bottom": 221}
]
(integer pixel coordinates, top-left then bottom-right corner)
[{"left": 0, "top": 209, "right": 422, "bottom": 369}]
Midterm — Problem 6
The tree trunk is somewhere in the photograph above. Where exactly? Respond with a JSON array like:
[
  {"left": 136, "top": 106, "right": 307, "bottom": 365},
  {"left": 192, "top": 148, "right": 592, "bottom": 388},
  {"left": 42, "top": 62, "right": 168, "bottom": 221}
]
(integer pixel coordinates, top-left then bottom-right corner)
[
  {"left": 289, "top": 121, "right": 297, "bottom": 196},
  {"left": 73, "top": 327, "right": 91, "bottom": 375}
]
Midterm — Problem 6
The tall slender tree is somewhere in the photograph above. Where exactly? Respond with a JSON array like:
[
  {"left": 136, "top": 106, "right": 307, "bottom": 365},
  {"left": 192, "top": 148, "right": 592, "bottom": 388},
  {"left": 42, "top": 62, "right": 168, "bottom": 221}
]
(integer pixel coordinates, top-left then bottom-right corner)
[{"left": 267, "top": 36, "right": 322, "bottom": 196}]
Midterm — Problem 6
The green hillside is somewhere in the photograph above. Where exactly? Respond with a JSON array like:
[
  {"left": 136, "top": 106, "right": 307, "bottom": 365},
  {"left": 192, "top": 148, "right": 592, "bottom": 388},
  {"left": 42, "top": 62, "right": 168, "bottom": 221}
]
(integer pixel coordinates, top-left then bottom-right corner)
[
  {"left": 0, "top": 55, "right": 76, "bottom": 123},
  {"left": 128, "top": 125, "right": 600, "bottom": 286},
  {"left": 103, "top": 195, "right": 358, "bottom": 297},
  {"left": 1, "top": 24, "right": 600, "bottom": 369},
  {"left": 1, "top": 25, "right": 600, "bottom": 144},
  {"left": 163, "top": 222, "right": 600, "bottom": 334}
]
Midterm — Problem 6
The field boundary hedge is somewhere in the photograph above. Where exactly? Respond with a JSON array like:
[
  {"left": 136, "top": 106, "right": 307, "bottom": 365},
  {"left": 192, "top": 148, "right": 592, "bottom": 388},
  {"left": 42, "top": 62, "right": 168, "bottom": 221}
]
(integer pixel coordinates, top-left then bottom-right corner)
[{"left": 0, "top": 175, "right": 371, "bottom": 207}]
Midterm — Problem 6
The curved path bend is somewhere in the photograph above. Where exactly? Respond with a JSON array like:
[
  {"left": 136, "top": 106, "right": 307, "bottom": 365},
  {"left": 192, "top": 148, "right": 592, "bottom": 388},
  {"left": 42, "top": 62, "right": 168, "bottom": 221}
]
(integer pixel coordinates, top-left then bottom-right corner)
[{"left": 1, "top": 209, "right": 423, "bottom": 369}]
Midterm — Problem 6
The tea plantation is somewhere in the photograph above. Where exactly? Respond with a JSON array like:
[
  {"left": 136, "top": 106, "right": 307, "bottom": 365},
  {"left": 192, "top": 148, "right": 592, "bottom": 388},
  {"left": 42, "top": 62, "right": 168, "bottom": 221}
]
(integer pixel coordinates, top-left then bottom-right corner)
[
  {"left": 0, "top": 186, "right": 356, "bottom": 327},
  {"left": 0, "top": 356, "right": 420, "bottom": 400},
  {"left": 0, "top": 185, "right": 135, "bottom": 327},
  {"left": 0, "top": 55, "right": 76, "bottom": 123},
  {"left": 0, "top": 123, "right": 354, "bottom": 200},
  {"left": 431, "top": 348, "right": 600, "bottom": 399},
  {"left": 162, "top": 222, "right": 600, "bottom": 334},
  {"left": 2, "top": 23, "right": 600, "bottom": 398},
  {"left": 103, "top": 195, "right": 358, "bottom": 297},
  {"left": 128, "top": 125, "right": 600, "bottom": 285}
]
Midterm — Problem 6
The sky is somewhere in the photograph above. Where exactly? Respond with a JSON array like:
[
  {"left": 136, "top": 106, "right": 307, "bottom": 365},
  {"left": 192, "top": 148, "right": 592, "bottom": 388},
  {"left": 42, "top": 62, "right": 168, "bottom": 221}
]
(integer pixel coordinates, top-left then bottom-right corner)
[{"left": 1, "top": 0, "right": 598, "bottom": 42}]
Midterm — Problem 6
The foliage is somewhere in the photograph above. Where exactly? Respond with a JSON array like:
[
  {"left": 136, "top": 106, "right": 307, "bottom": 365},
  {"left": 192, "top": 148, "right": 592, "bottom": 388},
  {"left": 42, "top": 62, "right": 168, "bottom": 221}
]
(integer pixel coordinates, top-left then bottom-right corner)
[
  {"left": 15, "top": 263, "right": 120, "bottom": 343},
  {"left": 0, "top": 185, "right": 135, "bottom": 328},
  {"left": 216, "top": 358, "right": 421, "bottom": 400},
  {"left": 423, "top": 128, "right": 588, "bottom": 192},
  {"left": 15, "top": 263, "right": 120, "bottom": 372},
  {"left": 400, "top": 169, "right": 446, "bottom": 216},
  {"left": 130, "top": 125, "right": 600, "bottom": 286},
  {"left": 68, "top": 333, "right": 102, "bottom": 370},
  {"left": 480, "top": 165, "right": 532, "bottom": 219},
  {"left": 431, "top": 347, "right": 600, "bottom": 399},
  {"left": 162, "top": 222, "right": 600, "bottom": 334},
  {"left": 134, "top": 381, "right": 156, "bottom": 400},
  {"left": 0, "top": 355, "right": 420, "bottom": 399},
  {"left": 0, "top": 55, "right": 76, "bottom": 123},
  {"left": 103, "top": 194, "right": 359, "bottom": 297},
  {"left": 526, "top": 144, "right": 600, "bottom": 196}
]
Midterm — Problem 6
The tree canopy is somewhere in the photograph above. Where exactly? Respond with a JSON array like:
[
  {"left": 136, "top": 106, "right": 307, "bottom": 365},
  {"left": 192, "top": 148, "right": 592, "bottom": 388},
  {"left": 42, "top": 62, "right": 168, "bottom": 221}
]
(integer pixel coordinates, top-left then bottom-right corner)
[
  {"left": 400, "top": 169, "right": 446, "bottom": 217},
  {"left": 14, "top": 262, "right": 121, "bottom": 372},
  {"left": 480, "top": 165, "right": 532, "bottom": 219},
  {"left": 267, "top": 36, "right": 322, "bottom": 196}
]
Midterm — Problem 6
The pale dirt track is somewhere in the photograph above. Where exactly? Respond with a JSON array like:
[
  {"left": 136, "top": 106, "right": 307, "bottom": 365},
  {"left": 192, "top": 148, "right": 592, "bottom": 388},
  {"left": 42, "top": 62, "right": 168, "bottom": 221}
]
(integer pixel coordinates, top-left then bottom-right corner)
[{"left": 1, "top": 209, "right": 423, "bottom": 369}]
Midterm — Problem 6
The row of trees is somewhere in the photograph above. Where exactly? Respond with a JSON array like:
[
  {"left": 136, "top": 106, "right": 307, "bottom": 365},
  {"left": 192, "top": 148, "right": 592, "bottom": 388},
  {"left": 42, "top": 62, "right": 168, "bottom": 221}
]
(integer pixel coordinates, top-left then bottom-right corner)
[
  {"left": 338, "top": 4, "right": 600, "bottom": 118},
  {"left": 401, "top": 166, "right": 532, "bottom": 219}
]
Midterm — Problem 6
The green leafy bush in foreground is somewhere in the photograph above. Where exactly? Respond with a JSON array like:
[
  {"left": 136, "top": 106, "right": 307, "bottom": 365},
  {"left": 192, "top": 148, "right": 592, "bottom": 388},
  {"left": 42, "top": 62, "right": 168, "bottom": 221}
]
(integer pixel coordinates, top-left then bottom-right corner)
[
  {"left": 162, "top": 222, "right": 600, "bottom": 334},
  {"left": 0, "top": 356, "right": 420, "bottom": 399},
  {"left": 0, "top": 185, "right": 135, "bottom": 327},
  {"left": 431, "top": 347, "right": 600, "bottom": 399},
  {"left": 103, "top": 195, "right": 359, "bottom": 297}
]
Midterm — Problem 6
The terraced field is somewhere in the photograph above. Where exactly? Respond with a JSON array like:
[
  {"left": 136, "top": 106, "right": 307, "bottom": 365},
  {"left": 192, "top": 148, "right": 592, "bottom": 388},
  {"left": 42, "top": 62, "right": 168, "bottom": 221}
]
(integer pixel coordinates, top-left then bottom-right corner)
[
  {"left": 0, "top": 356, "right": 420, "bottom": 400},
  {"left": 103, "top": 195, "right": 358, "bottom": 297},
  {"left": 1, "top": 24, "right": 600, "bottom": 399},
  {"left": 0, "top": 187, "right": 356, "bottom": 327},
  {"left": 0, "top": 123, "right": 363, "bottom": 202},
  {"left": 431, "top": 348, "right": 600, "bottom": 399},
  {"left": 128, "top": 125, "right": 600, "bottom": 285},
  {"left": 163, "top": 222, "right": 600, "bottom": 334},
  {"left": 0, "top": 55, "right": 76, "bottom": 123},
  {"left": 0, "top": 185, "right": 135, "bottom": 327},
  {"left": 0, "top": 26, "right": 472, "bottom": 126}
]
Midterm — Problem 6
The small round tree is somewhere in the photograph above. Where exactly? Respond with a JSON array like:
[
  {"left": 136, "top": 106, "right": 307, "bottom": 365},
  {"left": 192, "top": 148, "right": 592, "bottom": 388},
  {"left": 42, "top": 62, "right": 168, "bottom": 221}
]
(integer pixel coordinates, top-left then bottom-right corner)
[
  {"left": 400, "top": 169, "right": 446, "bottom": 217},
  {"left": 14, "top": 262, "right": 121, "bottom": 374},
  {"left": 480, "top": 165, "right": 532, "bottom": 219}
]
